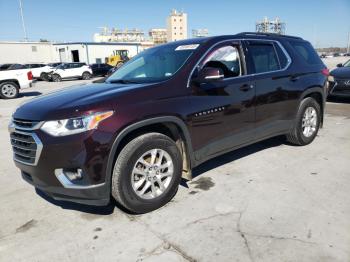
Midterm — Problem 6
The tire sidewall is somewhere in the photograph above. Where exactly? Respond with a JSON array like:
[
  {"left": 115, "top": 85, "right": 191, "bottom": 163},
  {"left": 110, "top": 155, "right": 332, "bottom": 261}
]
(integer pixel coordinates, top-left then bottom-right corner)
[
  {"left": 0, "top": 82, "right": 19, "bottom": 99},
  {"left": 82, "top": 72, "right": 91, "bottom": 79},
  {"left": 52, "top": 74, "right": 61, "bottom": 82},
  {"left": 112, "top": 135, "right": 182, "bottom": 213},
  {"left": 296, "top": 98, "right": 321, "bottom": 144}
]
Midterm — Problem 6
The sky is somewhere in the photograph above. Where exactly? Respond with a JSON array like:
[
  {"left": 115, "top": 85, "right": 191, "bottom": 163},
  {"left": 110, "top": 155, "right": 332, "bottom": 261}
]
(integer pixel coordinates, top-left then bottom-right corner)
[{"left": 0, "top": 0, "right": 349, "bottom": 48}]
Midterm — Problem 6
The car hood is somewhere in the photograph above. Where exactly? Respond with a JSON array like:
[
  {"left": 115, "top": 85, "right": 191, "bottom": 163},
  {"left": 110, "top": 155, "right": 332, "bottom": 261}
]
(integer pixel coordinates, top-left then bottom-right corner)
[
  {"left": 13, "top": 82, "right": 148, "bottom": 120},
  {"left": 330, "top": 67, "right": 350, "bottom": 79}
]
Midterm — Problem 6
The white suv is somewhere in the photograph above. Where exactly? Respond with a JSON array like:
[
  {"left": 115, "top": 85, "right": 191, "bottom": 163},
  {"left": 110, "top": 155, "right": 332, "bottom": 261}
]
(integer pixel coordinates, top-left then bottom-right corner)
[
  {"left": 24, "top": 63, "right": 53, "bottom": 80},
  {"left": 49, "top": 63, "right": 93, "bottom": 82}
]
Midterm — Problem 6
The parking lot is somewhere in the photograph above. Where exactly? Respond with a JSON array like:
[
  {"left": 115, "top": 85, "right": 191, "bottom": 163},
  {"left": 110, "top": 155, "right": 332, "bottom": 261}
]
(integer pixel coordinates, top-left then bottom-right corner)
[{"left": 0, "top": 77, "right": 350, "bottom": 261}]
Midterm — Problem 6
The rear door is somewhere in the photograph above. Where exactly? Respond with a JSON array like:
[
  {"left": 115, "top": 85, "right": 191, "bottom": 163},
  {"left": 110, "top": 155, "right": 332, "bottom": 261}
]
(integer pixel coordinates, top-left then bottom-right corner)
[
  {"left": 244, "top": 40, "right": 295, "bottom": 139},
  {"left": 189, "top": 41, "right": 256, "bottom": 161}
]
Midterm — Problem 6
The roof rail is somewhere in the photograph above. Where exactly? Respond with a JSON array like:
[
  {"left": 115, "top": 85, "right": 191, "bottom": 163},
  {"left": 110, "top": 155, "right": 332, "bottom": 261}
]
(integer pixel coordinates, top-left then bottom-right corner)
[{"left": 236, "top": 32, "right": 303, "bottom": 40}]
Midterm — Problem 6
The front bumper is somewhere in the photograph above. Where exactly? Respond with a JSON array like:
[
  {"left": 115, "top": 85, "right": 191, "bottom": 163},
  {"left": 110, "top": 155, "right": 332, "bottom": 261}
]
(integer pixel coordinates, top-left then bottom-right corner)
[
  {"left": 9, "top": 124, "right": 114, "bottom": 206},
  {"left": 328, "top": 79, "right": 350, "bottom": 97}
]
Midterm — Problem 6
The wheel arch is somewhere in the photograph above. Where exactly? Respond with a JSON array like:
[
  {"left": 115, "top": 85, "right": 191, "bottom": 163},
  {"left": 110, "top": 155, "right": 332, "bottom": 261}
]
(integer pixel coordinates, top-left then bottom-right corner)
[
  {"left": 0, "top": 79, "right": 20, "bottom": 88},
  {"left": 105, "top": 116, "right": 194, "bottom": 192},
  {"left": 300, "top": 86, "right": 325, "bottom": 127}
]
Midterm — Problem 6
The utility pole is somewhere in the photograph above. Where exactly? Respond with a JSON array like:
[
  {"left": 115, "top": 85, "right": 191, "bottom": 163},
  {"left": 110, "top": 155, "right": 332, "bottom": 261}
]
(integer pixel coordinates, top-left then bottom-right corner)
[
  {"left": 19, "top": 0, "right": 28, "bottom": 41},
  {"left": 347, "top": 30, "right": 350, "bottom": 54}
]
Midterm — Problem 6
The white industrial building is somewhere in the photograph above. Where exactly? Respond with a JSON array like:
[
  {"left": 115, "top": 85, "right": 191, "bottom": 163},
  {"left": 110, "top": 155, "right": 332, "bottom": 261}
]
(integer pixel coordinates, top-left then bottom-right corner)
[
  {"left": 53, "top": 42, "right": 145, "bottom": 64},
  {"left": 0, "top": 41, "right": 147, "bottom": 64},
  {"left": 0, "top": 41, "right": 56, "bottom": 63}
]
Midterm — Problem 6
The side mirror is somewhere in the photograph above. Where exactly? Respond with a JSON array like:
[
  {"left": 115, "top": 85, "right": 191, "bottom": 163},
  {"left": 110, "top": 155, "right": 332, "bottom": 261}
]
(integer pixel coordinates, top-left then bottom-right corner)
[
  {"left": 337, "top": 63, "right": 343, "bottom": 67},
  {"left": 196, "top": 67, "right": 224, "bottom": 83}
]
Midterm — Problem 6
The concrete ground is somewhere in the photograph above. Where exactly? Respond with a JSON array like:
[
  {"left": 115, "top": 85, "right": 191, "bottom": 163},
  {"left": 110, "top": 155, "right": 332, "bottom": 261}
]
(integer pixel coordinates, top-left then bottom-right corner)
[{"left": 0, "top": 75, "right": 350, "bottom": 262}]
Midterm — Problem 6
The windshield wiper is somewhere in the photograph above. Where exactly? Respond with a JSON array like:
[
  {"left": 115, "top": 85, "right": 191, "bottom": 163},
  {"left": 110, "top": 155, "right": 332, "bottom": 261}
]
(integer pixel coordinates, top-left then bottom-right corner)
[{"left": 107, "top": 79, "right": 139, "bottom": 84}]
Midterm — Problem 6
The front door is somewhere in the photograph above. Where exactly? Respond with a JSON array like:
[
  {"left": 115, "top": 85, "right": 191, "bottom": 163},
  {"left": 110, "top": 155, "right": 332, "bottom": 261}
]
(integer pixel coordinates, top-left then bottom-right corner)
[{"left": 188, "top": 41, "right": 256, "bottom": 161}]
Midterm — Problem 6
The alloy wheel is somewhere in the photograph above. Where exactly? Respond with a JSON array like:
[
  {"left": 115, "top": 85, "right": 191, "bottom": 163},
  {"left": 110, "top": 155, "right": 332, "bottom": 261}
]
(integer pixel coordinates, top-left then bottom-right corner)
[
  {"left": 131, "top": 148, "right": 174, "bottom": 199},
  {"left": 1, "top": 84, "right": 17, "bottom": 98},
  {"left": 302, "top": 106, "right": 317, "bottom": 137}
]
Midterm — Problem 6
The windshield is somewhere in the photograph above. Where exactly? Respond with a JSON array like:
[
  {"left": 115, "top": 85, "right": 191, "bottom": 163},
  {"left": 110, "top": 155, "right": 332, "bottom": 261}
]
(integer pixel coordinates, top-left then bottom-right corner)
[
  {"left": 343, "top": 59, "right": 350, "bottom": 67},
  {"left": 106, "top": 44, "right": 198, "bottom": 83}
]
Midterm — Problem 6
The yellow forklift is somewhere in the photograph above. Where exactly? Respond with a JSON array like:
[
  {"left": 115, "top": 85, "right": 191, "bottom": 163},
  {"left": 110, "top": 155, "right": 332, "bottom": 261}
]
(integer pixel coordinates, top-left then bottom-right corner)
[{"left": 106, "top": 50, "right": 129, "bottom": 68}]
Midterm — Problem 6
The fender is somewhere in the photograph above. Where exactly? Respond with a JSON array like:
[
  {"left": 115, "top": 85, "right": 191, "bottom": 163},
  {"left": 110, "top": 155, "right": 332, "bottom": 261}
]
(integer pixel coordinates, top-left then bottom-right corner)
[
  {"left": 299, "top": 85, "right": 325, "bottom": 126},
  {"left": 104, "top": 116, "right": 195, "bottom": 191},
  {"left": 300, "top": 86, "right": 325, "bottom": 102}
]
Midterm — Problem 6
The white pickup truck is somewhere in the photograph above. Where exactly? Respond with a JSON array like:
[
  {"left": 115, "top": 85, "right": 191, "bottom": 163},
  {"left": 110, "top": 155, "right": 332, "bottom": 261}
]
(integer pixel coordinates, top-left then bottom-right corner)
[{"left": 0, "top": 69, "right": 33, "bottom": 99}]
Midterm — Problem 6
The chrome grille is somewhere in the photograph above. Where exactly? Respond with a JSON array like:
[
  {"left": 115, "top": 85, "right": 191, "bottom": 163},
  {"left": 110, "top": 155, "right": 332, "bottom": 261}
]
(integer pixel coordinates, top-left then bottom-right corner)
[
  {"left": 13, "top": 118, "right": 41, "bottom": 130},
  {"left": 9, "top": 119, "right": 43, "bottom": 166}
]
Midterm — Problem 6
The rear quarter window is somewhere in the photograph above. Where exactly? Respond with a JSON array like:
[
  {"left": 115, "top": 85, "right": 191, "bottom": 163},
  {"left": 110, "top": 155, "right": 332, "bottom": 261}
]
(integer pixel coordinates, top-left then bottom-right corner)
[
  {"left": 274, "top": 43, "right": 289, "bottom": 68},
  {"left": 289, "top": 41, "right": 322, "bottom": 65}
]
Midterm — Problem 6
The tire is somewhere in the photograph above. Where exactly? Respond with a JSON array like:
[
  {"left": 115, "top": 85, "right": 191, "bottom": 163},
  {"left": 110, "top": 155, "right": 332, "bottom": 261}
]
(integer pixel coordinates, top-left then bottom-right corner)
[
  {"left": 82, "top": 71, "right": 92, "bottom": 80},
  {"left": 286, "top": 97, "right": 321, "bottom": 146},
  {"left": 0, "top": 81, "right": 19, "bottom": 99},
  {"left": 111, "top": 133, "right": 182, "bottom": 214},
  {"left": 40, "top": 72, "right": 49, "bottom": 81},
  {"left": 52, "top": 74, "right": 62, "bottom": 82}
]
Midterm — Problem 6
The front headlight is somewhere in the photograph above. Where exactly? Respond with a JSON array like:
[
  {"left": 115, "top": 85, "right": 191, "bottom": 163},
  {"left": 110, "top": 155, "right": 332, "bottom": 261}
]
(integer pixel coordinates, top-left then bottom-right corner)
[
  {"left": 40, "top": 111, "right": 113, "bottom": 136},
  {"left": 328, "top": 75, "right": 334, "bottom": 82}
]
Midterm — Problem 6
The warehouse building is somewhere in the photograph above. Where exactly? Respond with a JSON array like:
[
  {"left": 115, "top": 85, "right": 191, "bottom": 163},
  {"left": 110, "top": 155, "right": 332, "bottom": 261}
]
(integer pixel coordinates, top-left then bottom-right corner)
[
  {"left": 0, "top": 41, "right": 148, "bottom": 64},
  {"left": 0, "top": 41, "right": 56, "bottom": 63},
  {"left": 53, "top": 42, "right": 145, "bottom": 64}
]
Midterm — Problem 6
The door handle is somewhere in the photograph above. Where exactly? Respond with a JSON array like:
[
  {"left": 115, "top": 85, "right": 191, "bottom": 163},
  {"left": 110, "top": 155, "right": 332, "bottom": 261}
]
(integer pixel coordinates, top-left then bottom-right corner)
[
  {"left": 240, "top": 84, "right": 254, "bottom": 91},
  {"left": 290, "top": 75, "right": 300, "bottom": 82}
]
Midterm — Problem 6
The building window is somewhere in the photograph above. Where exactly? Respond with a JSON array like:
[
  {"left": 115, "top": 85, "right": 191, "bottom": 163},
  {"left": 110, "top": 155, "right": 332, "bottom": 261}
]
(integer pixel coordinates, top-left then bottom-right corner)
[
  {"left": 174, "top": 27, "right": 176, "bottom": 29},
  {"left": 174, "top": 33, "right": 176, "bottom": 35},
  {"left": 31, "top": 46, "right": 37, "bottom": 52},
  {"left": 174, "top": 19, "right": 176, "bottom": 22},
  {"left": 180, "top": 27, "right": 182, "bottom": 30},
  {"left": 180, "top": 19, "right": 182, "bottom": 22}
]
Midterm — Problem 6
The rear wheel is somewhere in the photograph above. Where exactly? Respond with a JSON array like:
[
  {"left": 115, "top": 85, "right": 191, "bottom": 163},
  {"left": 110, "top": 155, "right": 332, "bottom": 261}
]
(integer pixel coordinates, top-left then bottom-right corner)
[
  {"left": 82, "top": 71, "right": 92, "bottom": 80},
  {"left": 0, "top": 82, "right": 19, "bottom": 99},
  {"left": 51, "top": 74, "right": 61, "bottom": 82},
  {"left": 111, "top": 133, "right": 182, "bottom": 214},
  {"left": 286, "top": 97, "right": 321, "bottom": 145},
  {"left": 40, "top": 72, "right": 49, "bottom": 81}
]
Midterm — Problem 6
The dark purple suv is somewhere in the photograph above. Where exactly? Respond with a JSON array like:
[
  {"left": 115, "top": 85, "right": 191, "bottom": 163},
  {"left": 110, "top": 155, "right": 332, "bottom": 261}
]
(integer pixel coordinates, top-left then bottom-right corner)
[{"left": 9, "top": 33, "right": 328, "bottom": 213}]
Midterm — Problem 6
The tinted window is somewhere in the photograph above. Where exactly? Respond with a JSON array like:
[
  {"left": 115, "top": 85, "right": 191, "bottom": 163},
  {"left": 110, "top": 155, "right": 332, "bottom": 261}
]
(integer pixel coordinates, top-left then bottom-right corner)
[
  {"left": 248, "top": 43, "right": 280, "bottom": 73},
  {"left": 274, "top": 43, "right": 289, "bottom": 68},
  {"left": 8, "top": 64, "right": 26, "bottom": 70},
  {"left": 203, "top": 45, "right": 241, "bottom": 78},
  {"left": 289, "top": 41, "right": 321, "bottom": 65}
]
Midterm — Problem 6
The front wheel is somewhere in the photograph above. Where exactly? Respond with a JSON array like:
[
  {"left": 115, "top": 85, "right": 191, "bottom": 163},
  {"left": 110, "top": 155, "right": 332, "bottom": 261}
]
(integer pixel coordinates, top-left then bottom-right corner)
[
  {"left": 82, "top": 71, "right": 92, "bottom": 80},
  {"left": 111, "top": 133, "right": 182, "bottom": 214},
  {"left": 51, "top": 74, "right": 61, "bottom": 82},
  {"left": 286, "top": 97, "right": 321, "bottom": 145},
  {"left": 0, "top": 82, "right": 19, "bottom": 99}
]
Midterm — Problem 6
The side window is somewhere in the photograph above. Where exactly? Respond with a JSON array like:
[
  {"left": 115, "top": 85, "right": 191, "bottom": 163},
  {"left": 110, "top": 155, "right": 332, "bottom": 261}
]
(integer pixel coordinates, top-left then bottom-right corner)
[
  {"left": 289, "top": 41, "right": 321, "bottom": 65},
  {"left": 202, "top": 45, "right": 241, "bottom": 78},
  {"left": 274, "top": 43, "right": 289, "bottom": 68},
  {"left": 248, "top": 43, "right": 280, "bottom": 73}
]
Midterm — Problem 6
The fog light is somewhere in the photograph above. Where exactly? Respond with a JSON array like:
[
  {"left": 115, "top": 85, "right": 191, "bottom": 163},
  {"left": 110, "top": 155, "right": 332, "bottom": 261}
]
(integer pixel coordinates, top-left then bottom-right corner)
[
  {"left": 63, "top": 168, "right": 83, "bottom": 181},
  {"left": 54, "top": 168, "right": 84, "bottom": 188}
]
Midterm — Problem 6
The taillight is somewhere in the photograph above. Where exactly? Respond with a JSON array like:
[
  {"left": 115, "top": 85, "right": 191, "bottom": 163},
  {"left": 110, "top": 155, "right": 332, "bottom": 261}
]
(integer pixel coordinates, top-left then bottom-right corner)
[
  {"left": 321, "top": 68, "right": 329, "bottom": 76},
  {"left": 27, "top": 71, "right": 33, "bottom": 80}
]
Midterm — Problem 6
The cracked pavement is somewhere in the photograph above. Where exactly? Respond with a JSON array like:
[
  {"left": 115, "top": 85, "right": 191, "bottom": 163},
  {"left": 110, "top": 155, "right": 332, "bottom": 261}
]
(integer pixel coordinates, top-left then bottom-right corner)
[{"left": 0, "top": 80, "right": 350, "bottom": 262}]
